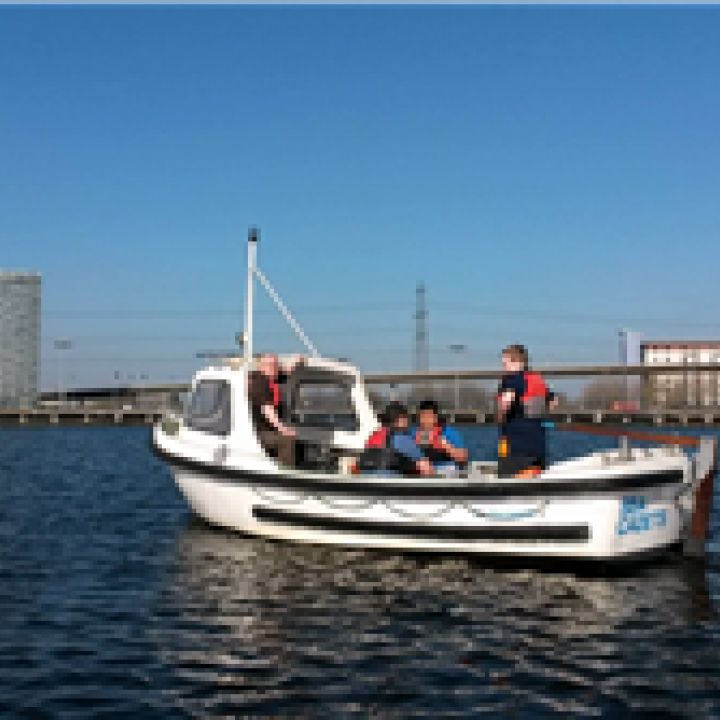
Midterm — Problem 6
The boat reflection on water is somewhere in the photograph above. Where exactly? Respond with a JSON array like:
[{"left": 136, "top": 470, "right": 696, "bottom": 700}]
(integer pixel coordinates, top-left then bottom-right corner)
[{"left": 151, "top": 517, "right": 720, "bottom": 717}]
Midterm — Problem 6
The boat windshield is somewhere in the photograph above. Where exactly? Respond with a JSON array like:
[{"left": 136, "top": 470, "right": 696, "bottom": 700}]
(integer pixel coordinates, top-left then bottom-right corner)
[
  {"left": 288, "top": 374, "right": 358, "bottom": 432},
  {"left": 185, "top": 379, "right": 231, "bottom": 436}
]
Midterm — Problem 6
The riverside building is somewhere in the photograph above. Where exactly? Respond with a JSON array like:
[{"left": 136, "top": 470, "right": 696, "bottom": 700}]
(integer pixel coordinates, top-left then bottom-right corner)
[
  {"left": 0, "top": 271, "right": 41, "bottom": 408},
  {"left": 641, "top": 341, "right": 720, "bottom": 409}
]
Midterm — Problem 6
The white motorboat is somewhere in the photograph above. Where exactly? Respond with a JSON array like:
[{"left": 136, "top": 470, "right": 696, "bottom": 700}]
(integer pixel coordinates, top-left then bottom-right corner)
[{"left": 152, "top": 229, "right": 717, "bottom": 562}]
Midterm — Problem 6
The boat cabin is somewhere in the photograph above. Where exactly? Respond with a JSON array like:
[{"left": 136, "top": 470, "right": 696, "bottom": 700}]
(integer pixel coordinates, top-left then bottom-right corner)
[{"left": 180, "top": 355, "right": 379, "bottom": 473}]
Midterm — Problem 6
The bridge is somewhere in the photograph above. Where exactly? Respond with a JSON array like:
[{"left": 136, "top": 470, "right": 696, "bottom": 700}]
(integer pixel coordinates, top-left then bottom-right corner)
[{"left": 1, "top": 362, "right": 717, "bottom": 427}]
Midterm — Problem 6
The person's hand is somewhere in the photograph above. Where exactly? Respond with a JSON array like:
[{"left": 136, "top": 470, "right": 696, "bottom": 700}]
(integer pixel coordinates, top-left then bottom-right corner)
[
  {"left": 498, "top": 390, "right": 514, "bottom": 410},
  {"left": 279, "top": 424, "right": 297, "bottom": 438},
  {"left": 417, "top": 458, "right": 434, "bottom": 476},
  {"left": 285, "top": 354, "right": 305, "bottom": 372}
]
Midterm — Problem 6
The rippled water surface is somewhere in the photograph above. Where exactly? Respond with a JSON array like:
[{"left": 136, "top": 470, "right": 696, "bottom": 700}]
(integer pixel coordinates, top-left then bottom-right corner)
[{"left": 1, "top": 426, "right": 720, "bottom": 719}]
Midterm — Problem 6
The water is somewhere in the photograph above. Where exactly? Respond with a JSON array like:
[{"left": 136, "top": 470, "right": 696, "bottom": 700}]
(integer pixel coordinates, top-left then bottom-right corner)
[{"left": 1, "top": 426, "right": 719, "bottom": 719}]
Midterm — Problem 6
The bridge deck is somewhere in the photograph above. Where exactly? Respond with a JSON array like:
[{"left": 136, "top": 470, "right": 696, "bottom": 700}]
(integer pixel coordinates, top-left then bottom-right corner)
[{"left": 1, "top": 407, "right": 717, "bottom": 427}]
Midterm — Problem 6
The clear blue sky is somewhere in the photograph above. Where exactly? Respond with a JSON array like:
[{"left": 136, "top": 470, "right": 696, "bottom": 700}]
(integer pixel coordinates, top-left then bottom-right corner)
[{"left": 1, "top": 5, "right": 719, "bottom": 388}]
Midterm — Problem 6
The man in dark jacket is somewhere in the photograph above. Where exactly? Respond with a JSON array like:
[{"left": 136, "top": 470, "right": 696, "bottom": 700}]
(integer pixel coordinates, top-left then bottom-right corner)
[{"left": 248, "top": 353, "right": 303, "bottom": 467}]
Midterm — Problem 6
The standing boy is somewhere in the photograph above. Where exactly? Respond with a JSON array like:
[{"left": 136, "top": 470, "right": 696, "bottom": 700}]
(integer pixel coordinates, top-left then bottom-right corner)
[{"left": 496, "top": 344, "right": 554, "bottom": 477}]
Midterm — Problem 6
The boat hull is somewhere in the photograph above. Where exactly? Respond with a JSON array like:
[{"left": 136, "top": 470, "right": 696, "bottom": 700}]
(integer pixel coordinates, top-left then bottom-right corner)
[{"left": 167, "top": 462, "right": 684, "bottom": 561}]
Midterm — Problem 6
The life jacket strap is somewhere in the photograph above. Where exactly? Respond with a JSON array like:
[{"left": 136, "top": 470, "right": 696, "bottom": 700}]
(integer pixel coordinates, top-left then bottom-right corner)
[
  {"left": 268, "top": 378, "right": 281, "bottom": 408},
  {"left": 415, "top": 425, "right": 444, "bottom": 450}
]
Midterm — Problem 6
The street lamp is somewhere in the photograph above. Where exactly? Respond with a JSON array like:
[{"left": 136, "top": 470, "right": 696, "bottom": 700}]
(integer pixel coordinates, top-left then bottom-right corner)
[{"left": 448, "top": 344, "right": 468, "bottom": 412}]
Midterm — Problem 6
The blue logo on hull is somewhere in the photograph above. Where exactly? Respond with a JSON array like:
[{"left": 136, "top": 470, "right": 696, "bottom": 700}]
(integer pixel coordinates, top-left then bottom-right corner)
[{"left": 616, "top": 495, "right": 667, "bottom": 536}]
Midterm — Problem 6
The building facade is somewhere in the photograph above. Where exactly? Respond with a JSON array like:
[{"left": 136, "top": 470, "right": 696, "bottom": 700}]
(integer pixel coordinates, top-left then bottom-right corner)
[
  {"left": 617, "top": 329, "right": 643, "bottom": 409},
  {"left": 0, "top": 271, "right": 41, "bottom": 408},
  {"left": 641, "top": 341, "right": 720, "bottom": 409}
]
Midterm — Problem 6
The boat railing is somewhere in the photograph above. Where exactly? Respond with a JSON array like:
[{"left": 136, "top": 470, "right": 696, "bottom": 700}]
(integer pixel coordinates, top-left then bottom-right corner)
[{"left": 553, "top": 423, "right": 702, "bottom": 448}]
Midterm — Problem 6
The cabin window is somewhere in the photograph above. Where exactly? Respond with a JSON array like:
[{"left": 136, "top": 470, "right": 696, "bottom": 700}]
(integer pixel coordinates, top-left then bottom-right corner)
[
  {"left": 291, "top": 380, "right": 358, "bottom": 431},
  {"left": 185, "top": 380, "right": 231, "bottom": 436}
]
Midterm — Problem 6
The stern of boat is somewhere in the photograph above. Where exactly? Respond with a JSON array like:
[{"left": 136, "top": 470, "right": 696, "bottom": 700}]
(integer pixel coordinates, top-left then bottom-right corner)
[{"left": 682, "top": 435, "right": 718, "bottom": 557}]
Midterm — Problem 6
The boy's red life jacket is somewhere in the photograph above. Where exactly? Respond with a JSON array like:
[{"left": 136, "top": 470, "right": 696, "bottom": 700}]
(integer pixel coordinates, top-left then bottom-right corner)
[
  {"left": 366, "top": 427, "right": 389, "bottom": 448},
  {"left": 359, "top": 427, "right": 417, "bottom": 475},
  {"left": 498, "top": 371, "right": 549, "bottom": 419},
  {"left": 521, "top": 371, "right": 549, "bottom": 418}
]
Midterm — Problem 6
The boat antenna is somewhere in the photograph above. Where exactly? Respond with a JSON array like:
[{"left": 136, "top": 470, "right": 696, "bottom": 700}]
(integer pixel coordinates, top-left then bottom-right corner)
[
  {"left": 243, "top": 226, "right": 320, "bottom": 360},
  {"left": 244, "top": 227, "right": 258, "bottom": 362}
]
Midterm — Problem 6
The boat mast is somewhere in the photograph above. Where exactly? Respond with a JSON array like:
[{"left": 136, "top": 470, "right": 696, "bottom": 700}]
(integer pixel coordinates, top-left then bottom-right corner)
[
  {"left": 244, "top": 227, "right": 258, "bottom": 362},
  {"left": 242, "top": 226, "right": 320, "bottom": 360}
]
